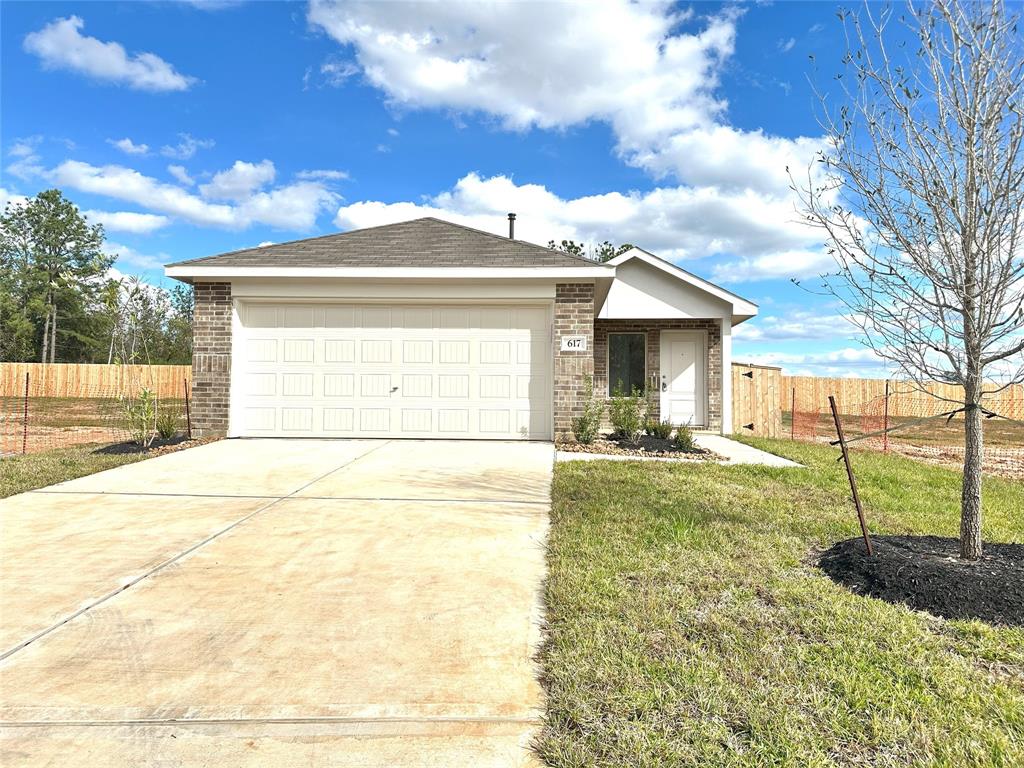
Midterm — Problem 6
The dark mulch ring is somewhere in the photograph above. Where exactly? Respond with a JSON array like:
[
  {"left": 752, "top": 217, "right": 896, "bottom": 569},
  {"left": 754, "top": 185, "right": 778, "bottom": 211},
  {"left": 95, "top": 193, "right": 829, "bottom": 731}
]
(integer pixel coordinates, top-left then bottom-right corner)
[
  {"left": 558, "top": 434, "right": 719, "bottom": 459},
  {"left": 93, "top": 435, "right": 221, "bottom": 457},
  {"left": 819, "top": 535, "right": 1024, "bottom": 626}
]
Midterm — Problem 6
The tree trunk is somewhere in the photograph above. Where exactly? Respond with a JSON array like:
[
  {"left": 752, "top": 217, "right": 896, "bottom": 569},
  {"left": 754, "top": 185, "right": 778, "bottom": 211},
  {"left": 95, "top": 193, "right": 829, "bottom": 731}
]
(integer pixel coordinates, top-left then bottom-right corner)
[
  {"left": 50, "top": 308, "right": 57, "bottom": 363},
  {"left": 960, "top": 398, "right": 984, "bottom": 560},
  {"left": 40, "top": 305, "right": 51, "bottom": 363}
]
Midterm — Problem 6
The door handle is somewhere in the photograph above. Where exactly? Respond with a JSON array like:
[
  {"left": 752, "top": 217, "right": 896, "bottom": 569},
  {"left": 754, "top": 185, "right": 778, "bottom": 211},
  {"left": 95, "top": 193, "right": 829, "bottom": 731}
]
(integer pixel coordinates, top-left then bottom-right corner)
[
  {"left": 661, "top": 374, "right": 667, "bottom": 392},
  {"left": 391, "top": 386, "right": 399, "bottom": 393}
]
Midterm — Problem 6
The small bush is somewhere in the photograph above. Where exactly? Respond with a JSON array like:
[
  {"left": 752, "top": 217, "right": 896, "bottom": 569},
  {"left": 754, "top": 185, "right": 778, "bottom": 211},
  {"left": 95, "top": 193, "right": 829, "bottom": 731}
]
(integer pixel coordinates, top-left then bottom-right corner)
[
  {"left": 646, "top": 419, "right": 673, "bottom": 440},
  {"left": 120, "top": 387, "right": 156, "bottom": 449},
  {"left": 609, "top": 384, "right": 645, "bottom": 444},
  {"left": 673, "top": 423, "right": 697, "bottom": 452},
  {"left": 572, "top": 375, "right": 604, "bottom": 444},
  {"left": 155, "top": 404, "right": 180, "bottom": 440}
]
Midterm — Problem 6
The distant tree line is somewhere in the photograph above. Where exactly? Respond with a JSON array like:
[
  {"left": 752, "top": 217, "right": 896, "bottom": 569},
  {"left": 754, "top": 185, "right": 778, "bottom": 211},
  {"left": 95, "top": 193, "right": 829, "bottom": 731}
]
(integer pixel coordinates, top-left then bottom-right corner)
[
  {"left": 547, "top": 239, "right": 634, "bottom": 262},
  {"left": 0, "top": 189, "right": 192, "bottom": 365}
]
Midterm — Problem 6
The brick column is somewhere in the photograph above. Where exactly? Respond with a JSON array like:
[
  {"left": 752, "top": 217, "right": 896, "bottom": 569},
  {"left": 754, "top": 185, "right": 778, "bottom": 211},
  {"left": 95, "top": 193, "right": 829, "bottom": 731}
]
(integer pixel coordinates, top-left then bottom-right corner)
[
  {"left": 191, "top": 282, "right": 232, "bottom": 436},
  {"left": 553, "top": 283, "right": 595, "bottom": 441}
]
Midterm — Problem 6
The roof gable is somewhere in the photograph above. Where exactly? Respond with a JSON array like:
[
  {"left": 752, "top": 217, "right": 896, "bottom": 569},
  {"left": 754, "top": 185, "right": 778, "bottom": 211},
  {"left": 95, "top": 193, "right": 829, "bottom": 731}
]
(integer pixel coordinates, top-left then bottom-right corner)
[{"left": 166, "top": 217, "right": 595, "bottom": 269}]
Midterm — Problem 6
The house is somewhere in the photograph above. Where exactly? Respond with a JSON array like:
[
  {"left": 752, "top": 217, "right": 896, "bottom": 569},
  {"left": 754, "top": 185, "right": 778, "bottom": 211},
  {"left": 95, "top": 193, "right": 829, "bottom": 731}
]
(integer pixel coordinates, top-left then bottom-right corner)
[{"left": 165, "top": 217, "right": 757, "bottom": 441}]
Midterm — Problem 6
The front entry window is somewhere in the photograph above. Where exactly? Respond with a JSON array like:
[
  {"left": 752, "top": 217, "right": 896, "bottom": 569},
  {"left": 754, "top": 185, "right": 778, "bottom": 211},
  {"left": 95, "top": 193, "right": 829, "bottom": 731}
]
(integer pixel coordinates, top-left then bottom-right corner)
[{"left": 608, "top": 333, "right": 646, "bottom": 394}]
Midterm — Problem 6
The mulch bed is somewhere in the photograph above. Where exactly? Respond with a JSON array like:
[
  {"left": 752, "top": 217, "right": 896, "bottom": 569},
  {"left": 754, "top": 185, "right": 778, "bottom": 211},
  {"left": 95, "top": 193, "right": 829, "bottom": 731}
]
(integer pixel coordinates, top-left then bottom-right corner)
[
  {"left": 557, "top": 434, "right": 720, "bottom": 460},
  {"left": 819, "top": 535, "right": 1024, "bottom": 626},
  {"left": 93, "top": 435, "right": 221, "bottom": 457}
]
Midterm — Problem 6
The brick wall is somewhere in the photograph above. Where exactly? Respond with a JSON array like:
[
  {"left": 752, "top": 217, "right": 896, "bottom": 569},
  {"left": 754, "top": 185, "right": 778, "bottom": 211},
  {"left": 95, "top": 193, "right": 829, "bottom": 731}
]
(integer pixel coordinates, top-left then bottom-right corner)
[
  {"left": 553, "top": 283, "right": 595, "bottom": 440},
  {"left": 594, "top": 318, "right": 722, "bottom": 431},
  {"left": 191, "top": 282, "right": 232, "bottom": 436}
]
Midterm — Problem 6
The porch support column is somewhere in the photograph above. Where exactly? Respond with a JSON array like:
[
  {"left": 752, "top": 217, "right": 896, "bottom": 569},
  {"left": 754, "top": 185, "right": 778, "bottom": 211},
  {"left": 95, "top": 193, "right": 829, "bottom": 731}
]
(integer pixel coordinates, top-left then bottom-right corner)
[{"left": 720, "top": 317, "right": 733, "bottom": 435}]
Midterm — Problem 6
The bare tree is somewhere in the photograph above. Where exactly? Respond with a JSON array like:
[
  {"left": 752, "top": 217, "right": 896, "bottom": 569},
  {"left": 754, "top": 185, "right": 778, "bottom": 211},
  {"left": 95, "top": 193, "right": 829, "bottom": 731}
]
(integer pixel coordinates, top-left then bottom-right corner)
[{"left": 795, "top": 0, "right": 1024, "bottom": 560}]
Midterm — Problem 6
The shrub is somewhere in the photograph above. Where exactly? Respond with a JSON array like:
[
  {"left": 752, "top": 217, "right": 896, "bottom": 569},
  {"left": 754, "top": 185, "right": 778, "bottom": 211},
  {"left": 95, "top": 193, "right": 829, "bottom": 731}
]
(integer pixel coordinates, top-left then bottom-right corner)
[
  {"left": 647, "top": 418, "right": 673, "bottom": 440},
  {"left": 155, "top": 404, "right": 180, "bottom": 440},
  {"left": 572, "top": 375, "right": 603, "bottom": 444},
  {"left": 673, "top": 423, "right": 697, "bottom": 452},
  {"left": 609, "top": 384, "right": 645, "bottom": 445},
  {"left": 120, "top": 387, "right": 156, "bottom": 449}
]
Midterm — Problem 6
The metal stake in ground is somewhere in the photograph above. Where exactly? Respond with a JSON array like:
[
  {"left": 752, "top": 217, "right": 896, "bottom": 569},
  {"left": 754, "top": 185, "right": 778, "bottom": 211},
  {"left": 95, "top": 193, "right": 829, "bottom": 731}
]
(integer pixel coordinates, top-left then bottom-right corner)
[
  {"left": 828, "top": 395, "right": 874, "bottom": 556},
  {"left": 22, "top": 371, "right": 29, "bottom": 455}
]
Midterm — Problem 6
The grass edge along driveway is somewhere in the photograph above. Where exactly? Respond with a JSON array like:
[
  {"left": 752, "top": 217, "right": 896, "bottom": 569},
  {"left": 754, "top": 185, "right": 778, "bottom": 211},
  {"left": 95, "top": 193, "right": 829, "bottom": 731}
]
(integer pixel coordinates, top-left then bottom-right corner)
[
  {"left": 1, "top": 445, "right": 149, "bottom": 499},
  {"left": 539, "top": 438, "right": 1024, "bottom": 767}
]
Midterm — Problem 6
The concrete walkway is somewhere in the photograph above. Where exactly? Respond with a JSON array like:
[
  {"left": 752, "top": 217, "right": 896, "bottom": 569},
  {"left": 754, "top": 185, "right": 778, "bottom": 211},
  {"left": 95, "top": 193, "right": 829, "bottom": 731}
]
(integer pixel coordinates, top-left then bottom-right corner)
[
  {"left": 557, "top": 433, "right": 801, "bottom": 467},
  {"left": 0, "top": 439, "right": 552, "bottom": 767}
]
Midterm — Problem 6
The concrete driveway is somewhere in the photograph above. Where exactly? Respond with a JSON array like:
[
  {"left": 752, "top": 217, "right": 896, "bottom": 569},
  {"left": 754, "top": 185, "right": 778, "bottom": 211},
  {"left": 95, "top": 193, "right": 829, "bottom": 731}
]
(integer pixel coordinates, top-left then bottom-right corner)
[{"left": 0, "top": 439, "right": 553, "bottom": 767}]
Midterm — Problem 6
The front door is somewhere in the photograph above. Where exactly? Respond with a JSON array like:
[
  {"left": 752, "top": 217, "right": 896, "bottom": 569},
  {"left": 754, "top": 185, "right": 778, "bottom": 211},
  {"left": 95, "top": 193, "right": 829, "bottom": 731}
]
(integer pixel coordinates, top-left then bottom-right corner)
[{"left": 660, "top": 332, "right": 706, "bottom": 427}]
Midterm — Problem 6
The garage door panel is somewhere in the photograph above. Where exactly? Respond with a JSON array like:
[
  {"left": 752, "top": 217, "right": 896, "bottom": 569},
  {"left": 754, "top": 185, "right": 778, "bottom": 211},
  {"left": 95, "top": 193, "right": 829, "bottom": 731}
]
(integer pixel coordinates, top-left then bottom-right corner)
[{"left": 235, "top": 302, "right": 551, "bottom": 439}]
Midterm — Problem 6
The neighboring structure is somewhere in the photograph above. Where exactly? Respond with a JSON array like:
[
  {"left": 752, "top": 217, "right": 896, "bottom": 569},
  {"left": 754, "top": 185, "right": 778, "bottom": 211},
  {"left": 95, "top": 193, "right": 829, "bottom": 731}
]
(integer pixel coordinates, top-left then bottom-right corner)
[{"left": 166, "top": 217, "right": 757, "bottom": 441}]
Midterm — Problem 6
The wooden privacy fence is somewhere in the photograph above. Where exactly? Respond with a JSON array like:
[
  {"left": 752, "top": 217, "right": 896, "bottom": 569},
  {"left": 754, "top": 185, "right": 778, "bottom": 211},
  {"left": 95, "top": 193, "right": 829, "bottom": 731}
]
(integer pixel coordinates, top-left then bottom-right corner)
[
  {"left": 731, "top": 362, "right": 782, "bottom": 437},
  {"left": 0, "top": 363, "right": 191, "bottom": 399},
  {"left": 781, "top": 375, "right": 1024, "bottom": 418}
]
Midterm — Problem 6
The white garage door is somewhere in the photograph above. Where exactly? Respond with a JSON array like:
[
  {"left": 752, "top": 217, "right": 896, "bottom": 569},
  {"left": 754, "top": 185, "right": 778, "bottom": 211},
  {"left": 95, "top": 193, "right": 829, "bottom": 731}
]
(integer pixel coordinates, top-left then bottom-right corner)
[{"left": 232, "top": 302, "right": 552, "bottom": 440}]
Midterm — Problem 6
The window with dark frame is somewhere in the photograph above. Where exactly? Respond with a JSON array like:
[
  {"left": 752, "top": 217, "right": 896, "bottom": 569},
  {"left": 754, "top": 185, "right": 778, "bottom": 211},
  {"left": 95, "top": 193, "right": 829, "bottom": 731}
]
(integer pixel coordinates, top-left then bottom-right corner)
[{"left": 608, "top": 333, "right": 646, "bottom": 395}]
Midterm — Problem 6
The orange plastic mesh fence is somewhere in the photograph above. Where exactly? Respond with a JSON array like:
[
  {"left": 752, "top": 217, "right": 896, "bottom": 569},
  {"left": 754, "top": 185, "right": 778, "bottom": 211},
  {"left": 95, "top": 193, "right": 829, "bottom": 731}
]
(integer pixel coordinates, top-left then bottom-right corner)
[{"left": 0, "top": 375, "right": 189, "bottom": 457}]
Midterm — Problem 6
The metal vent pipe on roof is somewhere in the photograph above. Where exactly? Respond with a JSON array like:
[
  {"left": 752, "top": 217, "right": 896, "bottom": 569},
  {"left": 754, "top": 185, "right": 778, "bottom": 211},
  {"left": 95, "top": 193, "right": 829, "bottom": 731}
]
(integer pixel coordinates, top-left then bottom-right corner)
[{"left": 507, "top": 212, "right": 516, "bottom": 239}]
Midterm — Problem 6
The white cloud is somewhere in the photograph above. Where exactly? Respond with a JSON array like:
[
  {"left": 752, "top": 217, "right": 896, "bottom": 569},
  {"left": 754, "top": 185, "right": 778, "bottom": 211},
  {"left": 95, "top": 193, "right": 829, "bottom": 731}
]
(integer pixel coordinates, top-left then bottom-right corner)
[
  {"left": 733, "top": 347, "right": 892, "bottom": 378},
  {"left": 49, "top": 160, "right": 338, "bottom": 230},
  {"left": 387, "top": 128, "right": 400, "bottom": 137},
  {"left": 23, "top": 16, "right": 195, "bottom": 92},
  {"left": 296, "top": 169, "right": 349, "bottom": 181},
  {"left": 5, "top": 139, "right": 44, "bottom": 180},
  {"left": 104, "top": 241, "right": 168, "bottom": 272},
  {"left": 108, "top": 137, "right": 149, "bottom": 155},
  {"left": 307, "top": 1, "right": 825, "bottom": 196},
  {"left": 84, "top": 210, "right": 170, "bottom": 234},
  {"left": 711, "top": 248, "right": 834, "bottom": 284},
  {"left": 167, "top": 164, "right": 194, "bottom": 185},
  {"left": 777, "top": 37, "right": 796, "bottom": 53},
  {"left": 161, "top": 133, "right": 215, "bottom": 160},
  {"left": 200, "top": 159, "right": 276, "bottom": 202},
  {"left": 334, "top": 171, "right": 823, "bottom": 266},
  {"left": 321, "top": 57, "right": 360, "bottom": 86},
  {"left": 1, "top": 188, "right": 29, "bottom": 211},
  {"left": 732, "top": 310, "right": 857, "bottom": 343}
]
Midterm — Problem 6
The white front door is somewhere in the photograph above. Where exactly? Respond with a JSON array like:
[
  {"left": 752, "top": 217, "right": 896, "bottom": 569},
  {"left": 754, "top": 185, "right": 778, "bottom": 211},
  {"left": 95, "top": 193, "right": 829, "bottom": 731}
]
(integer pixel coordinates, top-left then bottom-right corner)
[
  {"left": 232, "top": 302, "right": 552, "bottom": 440},
  {"left": 660, "top": 332, "right": 706, "bottom": 427}
]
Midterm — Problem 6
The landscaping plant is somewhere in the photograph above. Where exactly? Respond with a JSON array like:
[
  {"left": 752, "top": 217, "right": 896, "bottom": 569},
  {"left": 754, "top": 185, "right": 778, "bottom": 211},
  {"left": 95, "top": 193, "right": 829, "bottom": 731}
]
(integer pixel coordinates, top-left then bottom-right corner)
[
  {"left": 571, "top": 375, "right": 603, "bottom": 445},
  {"left": 646, "top": 418, "right": 673, "bottom": 440},
  {"left": 120, "top": 387, "right": 157, "bottom": 449},
  {"left": 609, "top": 384, "right": 645, "bottom": 445},
  {"left": 155, "top": 402, "right": 180, "bottom": 440},
  {"left": 673, "top": 423, "right": 696, "bottom": 452}
]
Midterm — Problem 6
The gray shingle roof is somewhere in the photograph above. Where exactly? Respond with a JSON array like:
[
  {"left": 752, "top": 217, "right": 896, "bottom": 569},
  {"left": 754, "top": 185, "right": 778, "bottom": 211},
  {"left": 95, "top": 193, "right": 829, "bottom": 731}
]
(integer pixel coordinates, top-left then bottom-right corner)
[{"left": 167, "top": 217, "right": 597, "bottom": 268}]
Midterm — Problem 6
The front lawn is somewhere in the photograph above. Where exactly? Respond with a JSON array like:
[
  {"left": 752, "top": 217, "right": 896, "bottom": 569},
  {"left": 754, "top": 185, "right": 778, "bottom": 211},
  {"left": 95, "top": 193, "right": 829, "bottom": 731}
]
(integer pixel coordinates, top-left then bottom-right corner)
[
  {"left": 540, "top": 438, "right": 1024, "bottom": 767},
  {"left": 0, "top": 444, "right": 149, "bottom": 498}
]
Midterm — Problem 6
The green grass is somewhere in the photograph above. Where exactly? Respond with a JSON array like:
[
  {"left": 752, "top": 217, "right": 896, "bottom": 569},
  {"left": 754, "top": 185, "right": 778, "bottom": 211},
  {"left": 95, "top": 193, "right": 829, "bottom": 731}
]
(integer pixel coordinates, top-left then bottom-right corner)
[
  {"left": 0, "top": 444, "right": 149, "bottom": 498},
  {"left": 540, "top": 437, "right": 1024, "bottom": 767}
]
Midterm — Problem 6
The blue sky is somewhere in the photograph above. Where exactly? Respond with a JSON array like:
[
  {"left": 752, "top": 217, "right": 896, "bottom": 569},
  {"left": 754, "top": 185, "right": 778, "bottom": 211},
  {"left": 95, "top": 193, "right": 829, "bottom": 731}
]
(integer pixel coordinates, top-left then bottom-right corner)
[{"left": 1, "top": 0, "right": 889, "bottom": 376}]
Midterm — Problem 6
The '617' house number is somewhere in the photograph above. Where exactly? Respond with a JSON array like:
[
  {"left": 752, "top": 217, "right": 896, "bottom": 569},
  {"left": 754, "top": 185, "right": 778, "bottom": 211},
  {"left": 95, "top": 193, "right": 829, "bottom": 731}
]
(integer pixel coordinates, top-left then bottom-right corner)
[{"left": 560, "top": 335, "right": 588, "bottom": 351}]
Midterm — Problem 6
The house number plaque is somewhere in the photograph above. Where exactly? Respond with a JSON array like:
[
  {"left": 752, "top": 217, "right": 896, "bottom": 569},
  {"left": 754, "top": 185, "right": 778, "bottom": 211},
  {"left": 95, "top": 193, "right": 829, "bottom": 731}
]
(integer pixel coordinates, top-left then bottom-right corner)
[{"left": 560, "top": 335, "right": 588, "bottom": 351}]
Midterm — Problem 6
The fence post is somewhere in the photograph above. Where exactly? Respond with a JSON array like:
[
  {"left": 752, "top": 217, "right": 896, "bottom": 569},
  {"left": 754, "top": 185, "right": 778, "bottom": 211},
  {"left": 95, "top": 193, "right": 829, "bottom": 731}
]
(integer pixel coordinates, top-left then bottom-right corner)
[
  {"left": 22, "top": 371, "right": 29, "bottom": 455},
  {"left": 184, "top": 378, "right": 192, "bottom": 440},
  {"left": 882, "top": 379, "right": 890, "bottom": 454},
  {"left": 790, "top": 386, "right": 796, "bottom": 441},
  {"left": 829, "top": 395, "right": 873, "bottom": 556}
]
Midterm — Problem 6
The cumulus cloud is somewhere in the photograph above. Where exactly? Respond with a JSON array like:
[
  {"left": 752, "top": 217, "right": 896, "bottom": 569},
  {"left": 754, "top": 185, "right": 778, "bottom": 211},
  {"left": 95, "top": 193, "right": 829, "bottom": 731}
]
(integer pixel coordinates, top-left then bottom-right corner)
[
  {"left": 334, "top": 172, "right": 824, "bottom": 275},
  {"left": 49, "top": 159, "right": 337, "bottom": 230},
  {"left": 84, "top": 209, "right": 170, "bottom": 234},
  {"left": 200, "top": 159, "right": 276, "bottom": 202},
  {"left": 23, "top": 16, "right": 195, "bottom": 92},
  {"left": 167, "top": 164, "right": 194, "bottom": 185},
  {"left": 307, "top": 1, "right": 824, "bottom": 196},
  {"left": 104, "top": 241, "right": 168, "bottom": 272},
  {"left": 161, "top": 133, "right": 215, "bottom": 160},
  {"left": 732, "top": 310, "right": 857, "bottom": 343},
  {"left": 108, "top": 137, "right": 149, "bottom": 155},
  {"left": 1, "top": 188, "right": 30, "bottom": 211}
]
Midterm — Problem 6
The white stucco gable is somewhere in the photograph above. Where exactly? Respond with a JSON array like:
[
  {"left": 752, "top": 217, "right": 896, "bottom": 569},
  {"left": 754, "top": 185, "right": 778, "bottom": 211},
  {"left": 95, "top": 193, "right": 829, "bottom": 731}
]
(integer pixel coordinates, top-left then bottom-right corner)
[{"left": 597, "top": 248, "right": 757, "bottom": 326}]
